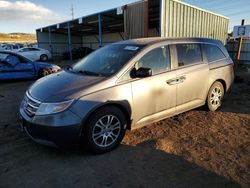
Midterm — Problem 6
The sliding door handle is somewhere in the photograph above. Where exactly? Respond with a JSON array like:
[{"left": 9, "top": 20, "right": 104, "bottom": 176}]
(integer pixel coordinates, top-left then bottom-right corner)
[{"left": 179, "top": 76, "right": 186, "bottom": 83}]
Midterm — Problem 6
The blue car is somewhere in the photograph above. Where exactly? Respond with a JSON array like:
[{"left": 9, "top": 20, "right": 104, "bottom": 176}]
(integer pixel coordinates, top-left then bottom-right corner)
[{"left": 0, "top": 50, "right": 61, "bottom": 80}]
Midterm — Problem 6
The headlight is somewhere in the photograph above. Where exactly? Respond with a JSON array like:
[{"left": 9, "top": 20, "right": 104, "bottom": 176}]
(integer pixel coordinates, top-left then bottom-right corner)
[
  {"left": 36, "top": 99, "right": 74, "bottom": 116},
  {"left": 53, "top": 65, "right": 61, "bottom": 70}
]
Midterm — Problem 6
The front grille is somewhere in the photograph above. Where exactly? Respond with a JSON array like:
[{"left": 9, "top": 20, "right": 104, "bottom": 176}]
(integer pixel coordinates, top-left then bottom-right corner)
[{"left": 23, "top": 92, "right": 41, "bottom": 117}]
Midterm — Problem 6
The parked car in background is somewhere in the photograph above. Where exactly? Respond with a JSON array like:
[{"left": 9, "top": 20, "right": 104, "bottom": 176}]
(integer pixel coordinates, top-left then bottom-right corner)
[
  {"left": 27, "top": 43, "right": 38, "bottom": 48},
  {"left": 19, "top": 38, "right": 234, "bottom": 153},
  {"left": 63, "top": 47, "right": 93, "bottom": 60},
  {"left": 0, "top": 50, "right": 60, "bottom": 80},
  {"left": 0, "top": 44, "right": 24, "bottom": 51},
  {"left": 17, "top": 47, "right": 52, "bottom": 62}
]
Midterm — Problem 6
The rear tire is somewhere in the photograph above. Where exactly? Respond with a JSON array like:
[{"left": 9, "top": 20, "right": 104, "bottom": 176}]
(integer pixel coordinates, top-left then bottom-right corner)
[
  {"left": 40, "top": 54, "right": 48, "bottom": 61},
  {"left": 206, "top": 81, "right": 225, "bottom": 111},
  {"left": 82, "top": 106, "right": 127, "bottom": 154}
]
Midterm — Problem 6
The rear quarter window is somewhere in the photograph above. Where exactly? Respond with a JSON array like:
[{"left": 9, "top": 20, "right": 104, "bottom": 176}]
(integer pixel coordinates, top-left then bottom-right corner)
[{"left": 203, "top": 44, "right": 226, "bottom": 63}]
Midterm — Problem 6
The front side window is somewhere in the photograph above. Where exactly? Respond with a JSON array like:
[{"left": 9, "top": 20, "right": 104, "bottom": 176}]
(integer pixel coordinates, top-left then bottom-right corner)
[
  {"left": 203, "top": 44, "right": 226, "bottom": 63},
  {"left": 19, "top": 48, "right": 29, "bottom": 52},
  {"left": 4, "top": 54, "right": 20, "bottom": 66},
  {"left": 136, "top": 46, "right": 170, "bottom": 75},
  {"left": 29, "top": 48, "right": 40, "bottom": 51},
  {"left": 176, "top": 43, "right": 202, "bottom": 67},
  {"left": 0, "top": 53, "right": 9, "bottom": 60},
  {"left": 0, "top": 53, "right": 9, "bottom": 66}
]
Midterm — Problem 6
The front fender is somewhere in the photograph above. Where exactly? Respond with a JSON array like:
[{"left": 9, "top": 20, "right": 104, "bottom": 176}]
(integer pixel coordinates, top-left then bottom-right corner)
[{"left": 69, "top": 82, "right": 133, "bottom": 127}]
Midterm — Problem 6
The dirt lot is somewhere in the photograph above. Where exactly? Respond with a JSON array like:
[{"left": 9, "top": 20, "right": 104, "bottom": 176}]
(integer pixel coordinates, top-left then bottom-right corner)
[{"left": 0, "top": 65, "right": 249, "bottom": 188}]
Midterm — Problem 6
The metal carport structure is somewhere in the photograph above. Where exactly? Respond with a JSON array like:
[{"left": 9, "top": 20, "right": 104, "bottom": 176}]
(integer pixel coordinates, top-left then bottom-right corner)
[{"left": 36, "top": 0, "right": 229, "bottom": 60}]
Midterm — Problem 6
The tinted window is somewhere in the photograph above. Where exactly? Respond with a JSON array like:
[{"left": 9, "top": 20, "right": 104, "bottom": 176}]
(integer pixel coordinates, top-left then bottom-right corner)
[
  {"left": 203, "top": 44, "right": 226, "bottom": 63},
  {"left": 19, "top": 56, "right": 29, "bottom": 63},
  {"left": 19, "top": 48, "right": 29, "bottom": 52},
  {"left": 137, "top": 46, "right": 170, "bottom": 75},
  {"left": 4, "top": 46, "right": 12, "bottom": 50},
  {"left": 72, "top": 44, "right": 145, "bottom": 76},
  {"left": 29, "top": 48, "right": 40, "bottom": 51},
  {"left": 0, "top": 53, "right": 9, "bottom": 60},
  {"left": 176, "top": 43, "right": 202, "bottom": 67},
  {"left": 5, "top": 55, "right": 20, "bottom": 66},
  {"left": 0, "top": 53, "right": 9, "bottom": 66}
]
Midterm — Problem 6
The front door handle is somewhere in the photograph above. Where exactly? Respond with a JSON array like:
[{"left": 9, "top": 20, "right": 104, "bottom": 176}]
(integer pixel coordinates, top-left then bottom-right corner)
[
  {"left": 166, "top": 79, "right": 178, "bottom": 85},
  {"left": 166, "top": 76, "right": 186, "bottom": 85}
]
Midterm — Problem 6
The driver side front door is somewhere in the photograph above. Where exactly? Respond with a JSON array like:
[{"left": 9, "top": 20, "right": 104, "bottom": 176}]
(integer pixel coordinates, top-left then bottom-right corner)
[
  {"left": 0, "top": 53, "right": 35, "bottom": 80},
  {"left": 131, "top": 45, "right": 176, "bottom": 128},
  {"left": 13, "top": 56, "right": 36, "bottom": 79}
]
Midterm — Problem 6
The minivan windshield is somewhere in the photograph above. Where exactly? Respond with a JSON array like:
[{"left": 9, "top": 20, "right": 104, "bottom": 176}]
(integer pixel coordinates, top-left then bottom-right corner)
[{"left": 71, "top": 44, "right": 145, "bottom": 76}]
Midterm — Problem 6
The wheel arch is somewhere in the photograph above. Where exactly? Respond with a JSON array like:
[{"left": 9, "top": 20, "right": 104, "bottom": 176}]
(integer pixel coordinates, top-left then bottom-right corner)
[
  {"left": 206, "top": 79, "right": 226, "bottom": 111},
  {"left": 215, "top": 79, "right": 226, "bottom": 92},
  {"left": 208, "top": 78, "right": 227, "bottom": 94},
  {"left": 81, "top": 102, "right": 132, "bottom": 132},
  {"left": 40, "top": 54, "right": 48, "bottom": 61}
]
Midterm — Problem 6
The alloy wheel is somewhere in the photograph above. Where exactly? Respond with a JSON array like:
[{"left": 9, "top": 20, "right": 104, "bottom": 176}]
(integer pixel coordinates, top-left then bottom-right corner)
[
  {"left": 210, "top": 87, "right": 222, "bottom": 107},
  {"left": 92, "top": 115, "right": 121, "bottom": 148}
]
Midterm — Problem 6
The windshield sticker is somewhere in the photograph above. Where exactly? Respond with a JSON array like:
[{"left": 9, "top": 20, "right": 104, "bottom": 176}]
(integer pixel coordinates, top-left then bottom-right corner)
[{"left": 124, "top": 46, "right": 139, "bottom": 51}]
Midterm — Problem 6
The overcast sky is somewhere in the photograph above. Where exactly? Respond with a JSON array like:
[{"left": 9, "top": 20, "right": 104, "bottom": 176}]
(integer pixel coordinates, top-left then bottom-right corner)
[{"left": 0, "top": 0, "right": 249, "bottom": 33}]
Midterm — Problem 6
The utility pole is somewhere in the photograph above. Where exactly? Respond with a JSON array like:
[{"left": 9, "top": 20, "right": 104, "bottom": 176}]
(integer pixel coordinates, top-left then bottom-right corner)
[
  {"left": 236, "top": 19, "right": 245, "bottom": 66},
  {"left": 71, "top": 4, "right": 74, "bottom": 20}
]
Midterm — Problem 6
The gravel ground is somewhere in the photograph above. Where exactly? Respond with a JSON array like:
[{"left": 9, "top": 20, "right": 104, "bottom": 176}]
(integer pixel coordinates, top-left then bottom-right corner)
[{"left": 0, "top": 65, "right": 249, "bottom": 188}]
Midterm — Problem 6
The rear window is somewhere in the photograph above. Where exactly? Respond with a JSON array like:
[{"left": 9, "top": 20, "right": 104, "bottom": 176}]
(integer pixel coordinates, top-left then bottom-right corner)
[
  {"left": 203, "top": 44, "right": 226, "bottom": 63},
  {"left": 175, "top": 43, "right": 202, "bottom": 67}
]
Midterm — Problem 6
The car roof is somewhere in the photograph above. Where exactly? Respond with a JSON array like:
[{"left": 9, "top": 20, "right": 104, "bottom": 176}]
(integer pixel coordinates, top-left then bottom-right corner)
[
  {"left": 114, "top": 37, "right": 224, "bottom": 47},
  {"left": 0, "top": 50, "right": 17, "bottom": 54}
]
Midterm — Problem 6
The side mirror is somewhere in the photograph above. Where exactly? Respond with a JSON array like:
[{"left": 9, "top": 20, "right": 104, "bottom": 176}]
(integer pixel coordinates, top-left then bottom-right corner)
[{"left": 130, "top": 67, "right": 152, "bottom": 78}]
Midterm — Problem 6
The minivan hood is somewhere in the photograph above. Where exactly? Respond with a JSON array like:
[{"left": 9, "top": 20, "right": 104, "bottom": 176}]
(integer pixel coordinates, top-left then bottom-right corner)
[{"left": 29, "top": 70, "right": 107, "bottom": 102}]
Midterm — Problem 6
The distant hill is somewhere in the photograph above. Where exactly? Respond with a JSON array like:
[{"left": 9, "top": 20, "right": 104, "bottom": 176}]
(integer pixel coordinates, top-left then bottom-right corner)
[{"left": 0, "top": 33, "right": 36, "bottom": 42}]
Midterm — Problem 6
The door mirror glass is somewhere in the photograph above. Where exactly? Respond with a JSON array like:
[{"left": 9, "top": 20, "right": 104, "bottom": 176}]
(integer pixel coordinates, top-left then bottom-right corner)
[{"left": 131, "top": 67, "right": 152, "bottom": 78}]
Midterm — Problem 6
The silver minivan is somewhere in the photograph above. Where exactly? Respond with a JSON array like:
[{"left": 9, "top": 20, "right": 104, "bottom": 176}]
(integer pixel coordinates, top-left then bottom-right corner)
[{"left": 19, "top": 38, "right": 234, "bottom": 153}]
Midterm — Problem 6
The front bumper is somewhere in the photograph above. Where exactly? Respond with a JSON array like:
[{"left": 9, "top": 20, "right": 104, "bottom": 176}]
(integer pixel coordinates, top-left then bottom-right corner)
[{"left": 19, "top": 107, "right": 82, "bottom": 148}]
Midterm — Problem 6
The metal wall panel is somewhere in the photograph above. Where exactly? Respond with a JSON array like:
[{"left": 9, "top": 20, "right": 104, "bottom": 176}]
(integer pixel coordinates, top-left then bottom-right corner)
[
  {"left": 161, "top": 0, "right": 229, "bottom": 44},
  {"left": 37, "top": 31, "right": 82, "bottom": 56},
  {"left": 226, "top": 40, "right": 250, "bottom": 61},
  {"left": 124, "top": 1, "right": 146, "bottom": 39}
]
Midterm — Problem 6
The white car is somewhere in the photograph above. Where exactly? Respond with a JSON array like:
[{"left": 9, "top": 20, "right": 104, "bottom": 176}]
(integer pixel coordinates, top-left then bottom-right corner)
[
  {"left": 1, "top": 44, "right": 24, "bottom": 51},
  {"left": 17, "top": 47, "right": 52, "bottom": 61}
]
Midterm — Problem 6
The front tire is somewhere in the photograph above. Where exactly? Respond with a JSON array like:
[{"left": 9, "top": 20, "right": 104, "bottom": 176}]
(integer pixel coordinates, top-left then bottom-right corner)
[
  {"left": 82, "top": 106, "right": 127, "bottom": 154},
  {"left": 40, "top": 54, "right": 48, "bottom": 61},
  {"left": 206, "top": 81, "right": 225, "bottom": 111}
]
